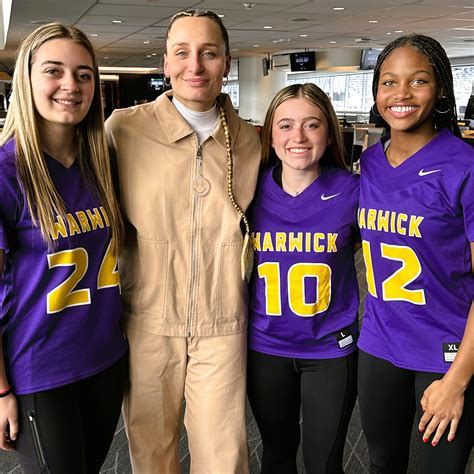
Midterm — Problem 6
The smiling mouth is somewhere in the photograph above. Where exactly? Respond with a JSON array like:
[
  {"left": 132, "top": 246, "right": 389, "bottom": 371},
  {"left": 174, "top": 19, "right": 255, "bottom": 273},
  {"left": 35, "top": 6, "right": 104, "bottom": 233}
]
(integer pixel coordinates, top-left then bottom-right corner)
[
  {"left": 389, "top": 105, "right": 418, "bottom": 113},
  {"left": 185, "top": 78, "right": 208, "bottom": 85},
  {"left": 288, "top": 147, "right": 311, "bottom": 153},
  {"left": 53, "top": 98, "right": 81, "bottom": 106}
]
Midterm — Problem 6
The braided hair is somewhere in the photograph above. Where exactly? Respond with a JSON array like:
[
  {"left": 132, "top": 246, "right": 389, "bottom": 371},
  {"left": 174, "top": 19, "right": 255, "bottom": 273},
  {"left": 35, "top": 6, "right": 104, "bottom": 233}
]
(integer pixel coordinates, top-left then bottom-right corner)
[
  {"left": 372, "top": 34, "right": 461, "bottom": 138},
  {"left": 217, "top": 98, "right": 254, "bottom": 281}
]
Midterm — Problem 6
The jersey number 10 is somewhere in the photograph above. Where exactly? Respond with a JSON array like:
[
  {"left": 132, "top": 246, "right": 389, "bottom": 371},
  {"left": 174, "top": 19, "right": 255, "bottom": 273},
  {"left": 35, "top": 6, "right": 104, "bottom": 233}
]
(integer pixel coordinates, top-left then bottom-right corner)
[{"left": 258, "top": 262, "right": 332, "bottom": 317}]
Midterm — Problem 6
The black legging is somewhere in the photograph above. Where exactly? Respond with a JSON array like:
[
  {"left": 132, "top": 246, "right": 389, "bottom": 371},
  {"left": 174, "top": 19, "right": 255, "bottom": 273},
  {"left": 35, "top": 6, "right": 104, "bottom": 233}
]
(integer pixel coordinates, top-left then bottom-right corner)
[
  {"left": 358, "top": 350, "right": 474, "bottom": 474},
  {"left": 15, "top": 355, "right": 127, "bottom": 474},
  {"left": 247, "top": 349, "right": 358, "bottom": 474}
]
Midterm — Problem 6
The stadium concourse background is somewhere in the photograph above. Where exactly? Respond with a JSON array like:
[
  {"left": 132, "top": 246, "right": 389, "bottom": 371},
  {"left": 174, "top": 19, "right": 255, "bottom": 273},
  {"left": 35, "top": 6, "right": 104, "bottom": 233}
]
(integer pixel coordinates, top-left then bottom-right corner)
[{"left": 0, "top": 251, "right": 473, "bottom": 473}]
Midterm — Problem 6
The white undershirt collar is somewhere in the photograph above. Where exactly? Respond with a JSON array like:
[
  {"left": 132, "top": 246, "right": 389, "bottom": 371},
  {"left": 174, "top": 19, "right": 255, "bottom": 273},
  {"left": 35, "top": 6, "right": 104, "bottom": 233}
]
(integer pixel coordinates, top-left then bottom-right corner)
[{"left": 172, "top": 97, "right": 219, "bottom": 145}]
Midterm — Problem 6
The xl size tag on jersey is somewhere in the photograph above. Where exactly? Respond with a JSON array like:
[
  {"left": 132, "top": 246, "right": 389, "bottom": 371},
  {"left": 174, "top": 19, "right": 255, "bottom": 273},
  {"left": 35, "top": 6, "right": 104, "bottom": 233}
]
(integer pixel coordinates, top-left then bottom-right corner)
[
  {"left": 336, "top": 329, "right": 354, "bottom": 349},
  {"left": 443, "top": 342, "right": 460, "bottom": 363}
]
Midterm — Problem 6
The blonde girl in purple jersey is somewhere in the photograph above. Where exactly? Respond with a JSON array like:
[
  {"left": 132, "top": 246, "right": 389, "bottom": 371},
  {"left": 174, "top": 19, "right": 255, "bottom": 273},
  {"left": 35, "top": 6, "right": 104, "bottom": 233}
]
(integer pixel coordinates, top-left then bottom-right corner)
[
  {"left": 358, "top": 34, "right": 474, "bottom": 473},
  {"left": 0, "top": 23, "right": 126, "bottom": 473},
  {"left": 247, "top": 83, "right": 360, "bottom": 474}
]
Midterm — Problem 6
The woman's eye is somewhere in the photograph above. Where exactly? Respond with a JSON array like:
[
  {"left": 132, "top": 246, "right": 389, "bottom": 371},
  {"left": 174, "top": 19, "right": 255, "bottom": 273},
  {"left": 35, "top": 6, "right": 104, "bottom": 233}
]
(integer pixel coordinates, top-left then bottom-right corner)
[
  {"left": 77, "top": 73, "right": 92, "bottom": 81},
  {"left": 45, "top": 68, "right": 60, "bottom": 76},
  {"left": 203, "top": 51, "right": 216, "bottom": 58}
]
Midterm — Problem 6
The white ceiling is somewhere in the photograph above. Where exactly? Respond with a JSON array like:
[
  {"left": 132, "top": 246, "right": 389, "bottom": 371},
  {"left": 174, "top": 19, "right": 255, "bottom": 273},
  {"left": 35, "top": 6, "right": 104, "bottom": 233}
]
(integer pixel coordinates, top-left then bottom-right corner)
[{"left": 1, "top": 0, "right": 473, "bottom": 72}]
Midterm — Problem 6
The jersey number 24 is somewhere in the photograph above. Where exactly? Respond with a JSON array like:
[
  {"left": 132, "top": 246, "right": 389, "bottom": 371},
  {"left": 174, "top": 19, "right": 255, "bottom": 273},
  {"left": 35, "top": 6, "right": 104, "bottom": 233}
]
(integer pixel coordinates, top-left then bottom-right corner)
[{"left": 46, "top": 241, "right": 120, "bottom": 314}]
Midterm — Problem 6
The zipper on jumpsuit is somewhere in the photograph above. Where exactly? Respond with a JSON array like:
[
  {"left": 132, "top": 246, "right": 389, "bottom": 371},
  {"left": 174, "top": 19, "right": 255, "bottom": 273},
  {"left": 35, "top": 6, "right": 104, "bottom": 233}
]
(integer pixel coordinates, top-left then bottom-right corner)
[{"left": 186, "top": 144, "right": 203, "bottom": 336}]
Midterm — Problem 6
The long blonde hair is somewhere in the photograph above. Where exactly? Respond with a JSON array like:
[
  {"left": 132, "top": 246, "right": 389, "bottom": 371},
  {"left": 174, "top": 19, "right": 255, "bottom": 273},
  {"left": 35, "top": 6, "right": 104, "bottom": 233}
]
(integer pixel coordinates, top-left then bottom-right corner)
[{"left": 1, "top": 22, "right": 122, "bottom": 254}]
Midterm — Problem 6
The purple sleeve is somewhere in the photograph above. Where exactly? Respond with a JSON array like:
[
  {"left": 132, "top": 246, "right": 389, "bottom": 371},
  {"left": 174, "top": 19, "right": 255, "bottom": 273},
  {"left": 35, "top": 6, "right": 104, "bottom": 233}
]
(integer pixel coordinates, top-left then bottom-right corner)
[{"left": 460, "top": 167, "right": 474, "bottom": 243}]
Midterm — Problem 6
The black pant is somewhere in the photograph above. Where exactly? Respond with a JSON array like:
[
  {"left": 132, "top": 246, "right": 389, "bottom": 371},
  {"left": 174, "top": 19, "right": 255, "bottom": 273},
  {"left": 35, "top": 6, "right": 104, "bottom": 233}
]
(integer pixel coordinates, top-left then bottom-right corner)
[
  {"left": 15, "top": 355, "right": 127, "bottom": 474},
  {"left": 358, "top": 350, "right": 474, "bottom": 474},
  {"left": 247, "top": 349, "right": 358, "bottom": 474}
]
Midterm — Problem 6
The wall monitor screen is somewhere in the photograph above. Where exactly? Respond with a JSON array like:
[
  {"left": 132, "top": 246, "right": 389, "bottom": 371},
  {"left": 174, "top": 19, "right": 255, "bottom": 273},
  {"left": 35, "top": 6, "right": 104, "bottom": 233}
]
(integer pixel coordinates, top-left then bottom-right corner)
[{"left": 290, "top": 51, "right": 316, "bottom": 72}]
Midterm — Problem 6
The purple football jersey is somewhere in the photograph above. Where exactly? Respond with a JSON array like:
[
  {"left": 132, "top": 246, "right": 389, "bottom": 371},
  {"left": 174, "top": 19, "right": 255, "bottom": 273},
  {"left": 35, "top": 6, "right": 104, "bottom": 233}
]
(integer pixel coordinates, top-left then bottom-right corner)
[
  {"left": 358, "top": 129, "right": 474, "bottom": 373},
  {"left": 0, "top": 139, "right": 127, "bottom": 394},
  {"left": 248, "top": 166, "right": 360, "bottom": 359}
]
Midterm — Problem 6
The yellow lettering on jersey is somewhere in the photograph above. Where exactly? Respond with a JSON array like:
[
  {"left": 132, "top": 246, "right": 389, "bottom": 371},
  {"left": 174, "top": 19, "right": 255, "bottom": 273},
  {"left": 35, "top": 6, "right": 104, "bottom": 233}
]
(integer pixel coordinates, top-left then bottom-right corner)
[
  {"left": 251, "top": 232, "right": 261, "bottom": 251},
  {"left": 327, "top": 233, "right": 338, "bottom": 252},
  {"left": 377, "top": 210, "right": 389, "bottom": 233},
  {"left": 75, "top": 211, "right": 91, "bottom": 233},
  {"left": 305, "top": 232, "right": 312, "bottom": 252},
  {"left": 313, "top": 233, "right": 325, "bottom": 252},
  {"left": 408, "top": 216, "right": 424, "bottom": 238},
  {"left": 66, "top": 214, "right": 81, "bottom": 236},
  {"left": 50, "top": 216, "right": 68, "bottom": 240},
  {"left": 262, "top": 232, "right": 274, "bottom": 252},
  {"left": 253, "top": 232, "right": 340, "bottom": 253},
  {"left": 86, "top": 208, "right": 105, "bottom": 230},
  {"left": 396, "top": 213, "right": 407, "bottom": 236},
  {"left": 100, "top": 207, "right": 111, "bottom": 227},
  {"left": 358, "top": 208, "right": 423, "bottom": 238},
  {"left": 275, "top": 232, "right": 287, "bottom": 252},
  {"left": 289, "top": 232, "right": 303, "bottom": 252},
  {"left": 367, "top": 209, "right": 377, "bottom": 230},
  {"left": 358, "top": 208, "right": 366, "bottom": 229},
  {"left": 390, "top": 212, "right": 396, "bottom": 233}
]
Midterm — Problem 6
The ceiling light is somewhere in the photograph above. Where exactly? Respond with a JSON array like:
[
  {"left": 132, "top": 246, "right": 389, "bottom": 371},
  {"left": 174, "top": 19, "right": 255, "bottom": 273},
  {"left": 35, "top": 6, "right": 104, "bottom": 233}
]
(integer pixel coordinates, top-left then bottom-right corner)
[
  {"left": 218, "top": 14, "right": 225, "bottom": 18},
  {"left": 242, "top": 2, "right": 256, "bottom": 8},
  {"left": 104, "top": 56, "right": 109, "bottom": 59},
  {"left": 263, "top": 26, "right": 272, "bottom": 29},
  {"left": 151, "top": 52, "right": 158, "bottom": 56},
  {"left": 333, "top": 7, "right": 345, "bottom": 11},
  {"left": 99, "top": 66, "right": 160, "bottom": 74},
  {"left": 369, "top": 20, "right": 378, "bottom": 23},
  {"left": 91, "top": 33, "right": 99, "bottom": 37},
  {"left": 143, "top": 40, "right": 151, "bottom": 44},
  {"left": 99, "top": 74, "right": 119, "bottom": 81},
  {"left": 112, "top": 20, "right": 123, "bottom": 24},
  {"left": 146, "top": 55, "right": 152, "bottom": 58},
  {"left": 253, "top": 44, "right": 259, "bottom": 47},
  {"left": 395, "top": 30, "right": 403, "bottom": 33},
  {"left": 386, "top": 32, "right": 392, "bottom": 35},
  {"left": 330, "top": 41, "right": 337, "bottom": 44},
  {"left": 300, "top": 34, "right": 308, "bottom": 37}
]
